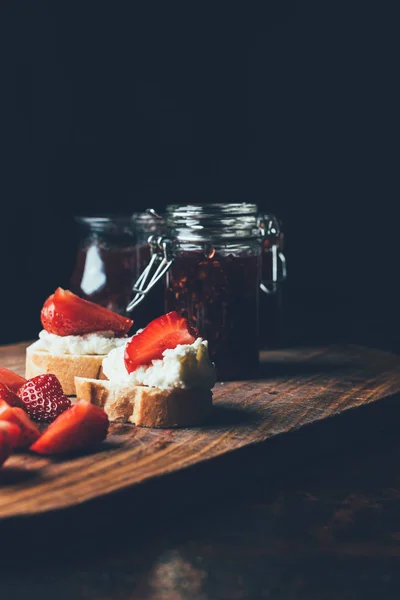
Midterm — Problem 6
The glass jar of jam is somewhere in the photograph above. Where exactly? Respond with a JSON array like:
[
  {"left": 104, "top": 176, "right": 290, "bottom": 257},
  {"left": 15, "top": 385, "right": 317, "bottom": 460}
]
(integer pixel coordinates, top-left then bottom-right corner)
[
  {"left": 258, "top": 213, "right": 287, "bottom": 348},
  {"left": 129, "top": 203, "right": 263, "bottom": 380},
  {"left": 70, "top": 213, "right": 165, "bottom": 320},
  {"left": 164, "top": 204, "right": 263, "bottom": 380}
]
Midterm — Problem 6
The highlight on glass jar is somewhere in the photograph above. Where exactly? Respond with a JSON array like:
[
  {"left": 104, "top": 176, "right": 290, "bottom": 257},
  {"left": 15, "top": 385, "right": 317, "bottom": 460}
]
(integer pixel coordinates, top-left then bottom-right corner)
[
  {"left": 258, "top": 213, "right": 287, "bottom": 349},
  {"left": 70, "top": 212, "right": 165, "bottom": 322},
  {"left": 126, "top": 203, "right": 263, "bottom": 381}
]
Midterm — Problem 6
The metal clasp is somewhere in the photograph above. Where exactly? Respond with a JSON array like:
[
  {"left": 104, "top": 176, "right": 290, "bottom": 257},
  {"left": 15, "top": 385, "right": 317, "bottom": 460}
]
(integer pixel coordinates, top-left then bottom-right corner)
[
  {"left": 258, "top": 213, "right": 287, "bottom": 295},
  {"left": 126, "top": 236, "right": 175, "bottom": 312}
]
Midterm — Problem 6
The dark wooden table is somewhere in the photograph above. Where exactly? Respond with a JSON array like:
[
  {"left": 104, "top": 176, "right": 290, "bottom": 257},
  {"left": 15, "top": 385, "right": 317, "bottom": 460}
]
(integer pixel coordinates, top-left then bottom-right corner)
[{"left": 1, "top": 309, "right": 400, "bottom": 600}]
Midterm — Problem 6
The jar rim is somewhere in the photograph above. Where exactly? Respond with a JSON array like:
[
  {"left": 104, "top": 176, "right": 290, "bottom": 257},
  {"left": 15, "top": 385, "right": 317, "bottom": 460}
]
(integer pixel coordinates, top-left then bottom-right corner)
[
  {"left": 75, "top": 214, "right": 133, "bottom": 225},
  {"left": 75, "top": 211, "right": 165, "bottom": 231},
  {"left": 165, "top": 203, "right": 261, "bottom": 242},
  {"left": 165, "top": 202, "right": 258, "bottom": 218}
]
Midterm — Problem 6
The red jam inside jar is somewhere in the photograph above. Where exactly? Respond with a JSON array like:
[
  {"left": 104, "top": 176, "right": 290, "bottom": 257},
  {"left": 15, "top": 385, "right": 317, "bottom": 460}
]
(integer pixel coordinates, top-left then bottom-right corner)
[
  {"left": 163, "top": 204, "right": 263, "bottom": 380},
  {"left": 70, "top": 214, "right": 165, "bottom": 324},
  {"left": 166, "top": 247, "right": 261, "bottom": 380}
]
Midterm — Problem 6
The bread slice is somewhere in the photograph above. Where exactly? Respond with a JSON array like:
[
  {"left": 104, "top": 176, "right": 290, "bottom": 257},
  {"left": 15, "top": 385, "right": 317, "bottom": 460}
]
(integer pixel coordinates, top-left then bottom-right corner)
[
  {"left": 74, "top": 376, "right": 213, "bottom": 428},
  {"left": 26, "top": 341, "right": 104, "bottom": 396}
]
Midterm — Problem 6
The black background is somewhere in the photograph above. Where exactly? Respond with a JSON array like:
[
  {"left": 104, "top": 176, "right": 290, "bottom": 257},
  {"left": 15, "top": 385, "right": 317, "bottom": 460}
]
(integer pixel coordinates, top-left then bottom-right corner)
[
  {"left": 1, "top": 7, "right": 400, "bottom": 599},
  {"left": 0, "top": 1, "right": 398, "bottom": 345}
]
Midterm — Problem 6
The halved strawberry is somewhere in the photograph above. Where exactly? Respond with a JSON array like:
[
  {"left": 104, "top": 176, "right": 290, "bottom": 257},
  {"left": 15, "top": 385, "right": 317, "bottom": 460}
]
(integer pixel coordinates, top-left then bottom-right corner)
[
  {"left": 30, "top": 400, "right": 109, "bottom": 455},
  {"left": 0, "top": 400, "right": 41, "bottom": 448},
  {"left": 0, "top": 367, "right": 27, "bottom": 393},
  {"left": 0, "top": 421, "right": 21, "bottom": 465},
  {"left": 124, "top": 311, "right": 198, "bottom": 373},
  {"left": 41, "top": 287, "right": 133, "bottom": 337},
  {"left": 0, "top": 381, "right": 25, "bottom": 408},
  {"left": 17, "top": 374, "right": 71, "bottom": 422}
]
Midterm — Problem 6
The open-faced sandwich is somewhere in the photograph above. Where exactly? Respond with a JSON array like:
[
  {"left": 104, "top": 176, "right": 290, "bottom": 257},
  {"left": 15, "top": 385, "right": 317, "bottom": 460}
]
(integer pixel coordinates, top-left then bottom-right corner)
[
  {"left": 75, "top": 311, "right": 216, "bottom": 428},
  {"left": 25, "top": 288, "right": 133, "bottom": 395}
]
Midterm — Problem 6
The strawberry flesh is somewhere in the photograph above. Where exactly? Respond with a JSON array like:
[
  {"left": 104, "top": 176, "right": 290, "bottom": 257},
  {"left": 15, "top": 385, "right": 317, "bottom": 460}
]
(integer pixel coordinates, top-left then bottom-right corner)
[
  {"left": 0, "top": 421, "right": 21, "bottom": 464},
  {"left": 0, "top": 368, "right": 27, "bottom": 393},
  {"left": 17, "top": 374, "right": 71, "bottom": 422},
  {"left": 30, "top": 400, "right": 109, "bottom": 455},
  {"left": 0, "top": 400, "right": 41, "bottom": 448},
  {"left": 0, "top": 382, "right": 25, "bottom": 408},
  {"left": 124, "top": 311, "right": 198, "bottom": 373},
  {"left": 41, "top": 287, "right": 133, "bottom": 336}
]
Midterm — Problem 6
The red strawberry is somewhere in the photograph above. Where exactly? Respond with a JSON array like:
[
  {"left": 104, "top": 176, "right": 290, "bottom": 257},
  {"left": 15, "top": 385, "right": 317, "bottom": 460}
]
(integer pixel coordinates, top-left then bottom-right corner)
[
  {"left": 30, "top": 400, "right": 109, "bottom": 455},
  {"left": 0, "top": 421, "right": 21, "bottom": 465},
  {"left": 0, "top": 400, "right": 41, "bottom": 448},
  {"left": 0, "top": 367, "right": 27, "bottom": 393},
  {"left": 41, "top": 287, "right": 133, "bottom": 336},
  {"left": 124, "top": 311, "right": 198, "bottom": 373},
  {"left": 17, "top": 374, "right": 71, "bottom": 422},
  {"left": 0, "top": 381, "right": 25, "bottom": 408}
]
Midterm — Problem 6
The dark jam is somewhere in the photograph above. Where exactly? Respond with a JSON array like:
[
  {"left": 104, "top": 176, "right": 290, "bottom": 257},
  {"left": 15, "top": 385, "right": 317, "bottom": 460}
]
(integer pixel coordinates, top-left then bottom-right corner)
[
  {"left": 70, "top": 242, "right": 164, "bottom": 326},
  {"left": 165, "top": 250, "right": 261, "bottom": 380}
]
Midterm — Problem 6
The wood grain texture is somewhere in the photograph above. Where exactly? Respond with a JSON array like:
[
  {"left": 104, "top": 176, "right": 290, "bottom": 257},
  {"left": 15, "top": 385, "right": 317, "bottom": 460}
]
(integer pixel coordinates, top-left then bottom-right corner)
[{"left": 1, "top": 341, "right": 400, "bottom": 521}]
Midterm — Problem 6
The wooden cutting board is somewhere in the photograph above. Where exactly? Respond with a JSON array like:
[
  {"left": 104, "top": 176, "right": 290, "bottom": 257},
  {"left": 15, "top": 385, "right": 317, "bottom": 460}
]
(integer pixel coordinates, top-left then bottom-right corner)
[{"left": 1, "top": 341, "right": 400, "bottom": 521}]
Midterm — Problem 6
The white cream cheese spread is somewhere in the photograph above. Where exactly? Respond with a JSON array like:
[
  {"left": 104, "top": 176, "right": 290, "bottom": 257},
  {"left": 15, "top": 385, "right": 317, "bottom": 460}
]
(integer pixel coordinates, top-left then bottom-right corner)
[
  {"left": 36, "top": 329, "right": 127, "bottom": 356},
  {"left": 102, "top": 337, "right": 216, "bottom": 390}
]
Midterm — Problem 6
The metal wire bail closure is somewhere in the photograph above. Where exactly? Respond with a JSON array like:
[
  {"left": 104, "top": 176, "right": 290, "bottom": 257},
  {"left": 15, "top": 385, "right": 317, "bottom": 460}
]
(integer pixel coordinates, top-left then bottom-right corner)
[
  {"left": 126, "top": 235, "right": 175, "bottom": 312},
  {"left": 259, "top": 214, "right": 287, "bottom": 295}
]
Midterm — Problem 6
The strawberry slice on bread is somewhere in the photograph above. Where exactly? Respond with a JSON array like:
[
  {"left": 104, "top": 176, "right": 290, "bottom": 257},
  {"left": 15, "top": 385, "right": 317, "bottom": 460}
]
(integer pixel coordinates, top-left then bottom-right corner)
[
  {"left": 124, "top": 311, "right": 198, "bottom": 373},
  {"left": 30, "top": 400, "right": 109, "bottom": 455},
  {"left": 41, "top": 288, "right": 133, "bottom": 337},
  {"left": 26, "top": 288, "right": 133, "bottom": 396},
  {"left": 75, "top": 311, "right": 213, "bottom": 428}
]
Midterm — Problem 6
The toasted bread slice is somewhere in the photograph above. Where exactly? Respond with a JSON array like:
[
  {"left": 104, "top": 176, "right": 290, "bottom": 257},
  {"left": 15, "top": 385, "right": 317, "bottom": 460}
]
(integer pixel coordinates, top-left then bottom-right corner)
[
  {"left": 74, "top": 376, "right": 213, "bottom": 428},
  {"left": 26, "top": 341, "right": 105, "bottom": 396}
]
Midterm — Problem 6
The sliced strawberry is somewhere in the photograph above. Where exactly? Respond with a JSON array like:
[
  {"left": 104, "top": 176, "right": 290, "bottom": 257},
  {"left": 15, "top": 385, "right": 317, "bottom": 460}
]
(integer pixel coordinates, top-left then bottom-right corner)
[
  {"left": 17, "top": 374, "right": 71, "bottom": 422},
  {"left": 0, "top": 421, "right": 21, "bottom": 464},
  {"left": 0, "top": 400, "right": 41, "bottom": 448},
  {"left": 124, "top": 311, "right": 198, "bottom": 373},
  {"left": 0, "top": 367, "right": 27, "bottom": 393},
  {"left": 41, "top": 287, "right": 133, "bottom": 336},
  {"left": 0, "top": 381, "right": 25, "bottom": 408},
  {"left": 30, "top": 400, "right": 109, "bottom": 455}
]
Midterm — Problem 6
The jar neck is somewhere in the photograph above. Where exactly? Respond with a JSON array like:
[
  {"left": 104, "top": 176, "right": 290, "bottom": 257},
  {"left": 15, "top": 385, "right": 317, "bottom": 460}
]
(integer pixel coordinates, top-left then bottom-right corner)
[
  {"left": 75, "top": 215, "right": 136, "bottom": 248},
  {"left": 165, "top": 203, "right": 261, "bottom": 242},
  {"left": 75, "top": 215, "right": 134, "bottom": 234},
  {"left": 75, "top": 213, "right": 167, "bottom": 246}
]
